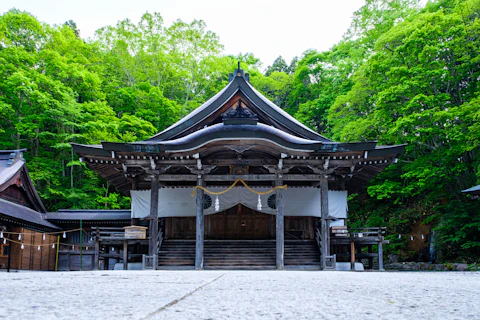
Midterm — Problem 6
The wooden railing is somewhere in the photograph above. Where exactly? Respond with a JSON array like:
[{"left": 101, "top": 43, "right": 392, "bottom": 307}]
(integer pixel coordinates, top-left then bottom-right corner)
[
  {"left": 348, "top": 227, "right": 386, "bottom": 239},
  {"left": 285, "top": 230, "right": 305, "bottom": 240},
  {"left": 330, "top": 226, "right": 386, "bottom": 239},
  {"left": 157, "top": 229, "right": 163, "bottom": 254},
  {"left": 315, "top": 228, "right": 322, "bottom": 254}
]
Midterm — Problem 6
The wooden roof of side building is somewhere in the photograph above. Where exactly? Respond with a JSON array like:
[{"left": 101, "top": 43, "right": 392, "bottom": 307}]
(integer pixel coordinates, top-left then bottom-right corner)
[{"left": 0, "top": 150, "right": 59, "bottom": 231}]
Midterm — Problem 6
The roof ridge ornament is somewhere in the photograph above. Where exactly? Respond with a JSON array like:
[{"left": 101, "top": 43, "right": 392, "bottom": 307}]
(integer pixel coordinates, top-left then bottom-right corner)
[
  {"left": 222, "top": 99, "right": 258, "bottom": 125},
  {"left": 229, "top": 62, "right": 249, "bottom": 82}
]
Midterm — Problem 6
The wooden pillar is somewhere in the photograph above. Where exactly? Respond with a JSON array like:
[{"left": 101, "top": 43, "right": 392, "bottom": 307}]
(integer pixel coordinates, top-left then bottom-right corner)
[
  {"left": 94, "top": 240, "right": 99, "bottom": 271},
  {"left": 276, "top": 172, "right": 285, "bottom": 270},
  {"left": 105, "top": 248, "right": 109, "bottom": 270},
  {"left": 7, "top": 233, "right": 11, "bottom": 272},
  {"left": 131, "top": 177, "right": 139, "bottom": 226},
  {"left": 368, "top": 245, "right": 373, "bottom": 269},
  {"left": 319, "top": 174, "right": 329, "bottom": 270},
  {"left": 148, "top": 173, "right": 160, "bottom": 258},
  {"left": 195, "top": 174, "right": 205, "bottom": 270},
  {"left": 378, "top": 241, "right": 385, "bottom": 271},
  {"left": 350, "top": 241, "right": 355, "bottom": 271},
  {"left": 123, "top": 240, "right": 128, "bottom": 270}
]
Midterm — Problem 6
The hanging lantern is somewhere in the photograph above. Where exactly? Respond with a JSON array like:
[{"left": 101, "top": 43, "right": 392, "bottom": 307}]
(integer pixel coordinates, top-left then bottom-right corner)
[
  {"left": 398, "top": 234, "right": 401, "bottom": 239},
  {"left": 257, "top": 194, "right": 262, "bottom": 211},
  {"left": 86, "top": 247, "right": 88, "bottom": 251},
  {"left": 42, "top": 234, "right": 46, "bottom": 241},
  {"left": 410, "top": 235, "right": 414, "bottom": 241},
  {"left": 18, "top": 234, "right": 22, "bottom": 240},
  {"left": 38, "top": 245, "right": 41, "bottom": 251},
  {"left": 52, "top": 243, "right": 55, "bottom": 249},
  {"left": 215, "top": 195, "right": 220, "bottom": 212},
  {"left": 63, "top": 232, "right": 66, "bottom": 238},
  {"left": 421, "top": 234, "right": 424, "bottom": 240},
  {"left": 21, "top": 243, "right": 24, "bottom": 249},
  {"left": 112, "top": 247, "right": 115, "bottom": 251},
  {"left": 72, "top": 245, "right": 75, "bottom": 250}
]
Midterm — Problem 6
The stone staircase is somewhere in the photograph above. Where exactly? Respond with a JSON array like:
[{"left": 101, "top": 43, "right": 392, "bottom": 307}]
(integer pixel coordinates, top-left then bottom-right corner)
[{"left": 157, "top": 239, "right": 320, "bottom": 270}]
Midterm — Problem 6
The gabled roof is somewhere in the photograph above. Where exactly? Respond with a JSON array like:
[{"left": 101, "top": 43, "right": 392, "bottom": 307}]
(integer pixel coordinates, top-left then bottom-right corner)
[
  {"left": 0, "top": 150, "right": 59, "bottom": 231},
  {"left": 148, "top": 68, "right": 331, "bottom": 142},
  {"left": 0, "top": 150, "right": 46, "bottom": 212}
]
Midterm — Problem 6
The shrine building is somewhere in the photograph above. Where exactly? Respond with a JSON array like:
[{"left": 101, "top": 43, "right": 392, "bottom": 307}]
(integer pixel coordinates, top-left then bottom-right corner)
[{"left": 71, "top": 66, "right": 404, "bottom": 271}]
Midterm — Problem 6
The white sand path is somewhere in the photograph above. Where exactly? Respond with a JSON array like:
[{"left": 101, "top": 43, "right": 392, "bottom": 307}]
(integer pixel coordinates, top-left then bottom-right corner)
[{"left": 1, "top": 271, "right": 478, "bottom": 320}]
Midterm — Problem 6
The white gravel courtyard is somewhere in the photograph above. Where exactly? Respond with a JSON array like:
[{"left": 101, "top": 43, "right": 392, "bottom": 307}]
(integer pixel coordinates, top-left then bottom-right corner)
[{"left": 1, "top": 270, "right": 479, "bottom": 320}]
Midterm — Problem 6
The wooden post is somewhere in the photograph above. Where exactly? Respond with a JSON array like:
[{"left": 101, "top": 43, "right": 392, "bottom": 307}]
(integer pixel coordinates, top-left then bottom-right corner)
[
  {"left": 368, "top": 245, "right": 373, "bottom": 269},
  {"left": 350, "top": 241, "right": 355, "bottom": 271},
  {"left": 319, "top": 174, "right": 329, "bottom": 270},
  {"left": 195, "top": 174, "right": 205, "bottom": 270},
  {"left": 94, "top": 233, "right": 99, "bottom": 271},
  {"left": 79, "top": 219, "right": 83, "bottom": 271},
  {"left": 105, "top": 248, "right": 109, "bottom": 270},
  {"left": 276, "top": 172, "right": 284, "bottom": 270},
  {"left": 131, "top": 177, "right": 139, "bottom": 226},
  {"left": 123, "top": 240, "right": 128, "bottom": 270},
  {"left": 55, "top": 235, "right": 60, "bottom": 272},
  {"left": 149, "top": 173, "right": 160, "bottom": 259},
  {"left": 378, "top": 241, "right": 385, "bottom": 271},
  {"left": 7, "top": 234, "right": 11, "bottom": 273}
]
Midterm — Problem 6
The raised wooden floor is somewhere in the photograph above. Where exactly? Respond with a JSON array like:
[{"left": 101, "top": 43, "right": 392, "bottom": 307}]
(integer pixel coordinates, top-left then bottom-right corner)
[{"left": 157, "top": 239, "right": 320, "bottom": 270}]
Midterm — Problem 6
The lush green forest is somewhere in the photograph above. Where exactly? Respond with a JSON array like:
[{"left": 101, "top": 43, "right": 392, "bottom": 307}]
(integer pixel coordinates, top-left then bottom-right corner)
[{"left": 0, "top": 0, "right": 479, "bottom": 262}]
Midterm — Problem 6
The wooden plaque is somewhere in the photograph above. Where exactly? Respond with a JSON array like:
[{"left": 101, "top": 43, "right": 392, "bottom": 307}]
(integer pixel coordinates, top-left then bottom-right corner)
[{"left": 124, "top": 226, "right": 148, "bottom": 239}]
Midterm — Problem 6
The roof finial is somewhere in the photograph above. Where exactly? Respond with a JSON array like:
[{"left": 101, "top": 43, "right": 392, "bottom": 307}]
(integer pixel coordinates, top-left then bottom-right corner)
[{"left": 238, "top": 61, "right": 241, "bottom": 70}]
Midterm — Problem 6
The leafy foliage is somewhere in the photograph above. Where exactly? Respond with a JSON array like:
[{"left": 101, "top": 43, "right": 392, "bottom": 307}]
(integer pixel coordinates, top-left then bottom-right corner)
[{"left": 0, "top": 1, "right": 479, "bottom": 262}]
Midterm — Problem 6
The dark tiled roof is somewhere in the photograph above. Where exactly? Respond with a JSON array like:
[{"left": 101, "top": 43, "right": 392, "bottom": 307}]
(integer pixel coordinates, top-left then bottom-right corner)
[
  {"left": 46, "top": 209, "right": 131, "bottom": 221},
  {"left": 0, "top": 198, "right": 59, "bottom": 230},
  {"left": 147, "top": 71, "right": 331, "bottom": 142}
]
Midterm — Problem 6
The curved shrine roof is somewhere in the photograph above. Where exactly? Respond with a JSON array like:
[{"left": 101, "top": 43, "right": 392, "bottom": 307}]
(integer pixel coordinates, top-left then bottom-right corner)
[
  {"left": 148, "top": 70, "right": 331, "bottom": 142},
  {"left": 100, "top": 123, "right": 378, "bottom": 154}
]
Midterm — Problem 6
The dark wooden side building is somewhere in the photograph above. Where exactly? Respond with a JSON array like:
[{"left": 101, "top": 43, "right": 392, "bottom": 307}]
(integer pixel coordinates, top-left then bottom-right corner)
[
  {"left": 0, "top": 150, "right": 59, "bottom": 270},
  {"left": 72, "top": 67, "right": 404, "bottom": 270}
]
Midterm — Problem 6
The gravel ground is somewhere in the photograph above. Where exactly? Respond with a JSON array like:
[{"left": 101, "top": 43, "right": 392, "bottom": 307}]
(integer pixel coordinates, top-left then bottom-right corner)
[{"left": 1, "top": 270, "right": 479, "bottom": 320}]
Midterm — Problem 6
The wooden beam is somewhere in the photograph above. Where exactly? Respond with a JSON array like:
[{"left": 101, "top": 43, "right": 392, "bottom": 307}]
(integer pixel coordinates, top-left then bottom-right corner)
[
  {"left": 276, "top": 172, "right": 285, "bottom": 270},
  {"left": 155, "top": 174, "right": 325, "bottom": 182},
  {"left": 195, "top": 175, "right": 204, "bottom": 270}
]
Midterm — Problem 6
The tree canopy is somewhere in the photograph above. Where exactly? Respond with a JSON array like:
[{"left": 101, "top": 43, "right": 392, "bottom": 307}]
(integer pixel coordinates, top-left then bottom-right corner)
[{"left": 0, "top": 0, "right": 479, "bottom": 262}]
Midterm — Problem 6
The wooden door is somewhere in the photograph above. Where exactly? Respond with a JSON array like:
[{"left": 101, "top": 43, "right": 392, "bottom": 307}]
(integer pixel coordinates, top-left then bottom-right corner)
[
  {"left": 165, "top": 217, "right": 196, "bottom": 239},
  {"left": 205, "top": 205, "right": 274, "bottom": 240}
]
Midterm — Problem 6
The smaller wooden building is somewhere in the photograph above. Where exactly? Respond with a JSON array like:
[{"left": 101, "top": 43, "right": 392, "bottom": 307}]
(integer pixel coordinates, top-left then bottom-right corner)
[
  {"left": 46, "top": 209, "right": 133, "bottom": 271},
  {"left": 0, "top": 150, "right": 59, "bottom": 271}
]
